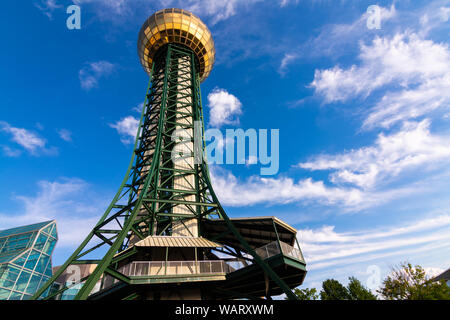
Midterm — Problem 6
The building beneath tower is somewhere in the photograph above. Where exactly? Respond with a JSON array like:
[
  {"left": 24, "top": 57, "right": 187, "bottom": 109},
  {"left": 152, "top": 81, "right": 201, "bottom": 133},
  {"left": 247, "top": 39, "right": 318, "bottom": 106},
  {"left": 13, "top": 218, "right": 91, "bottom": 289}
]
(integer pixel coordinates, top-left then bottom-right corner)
[{"left": 0, "top": 220, "right": 58, "bottom": 300}]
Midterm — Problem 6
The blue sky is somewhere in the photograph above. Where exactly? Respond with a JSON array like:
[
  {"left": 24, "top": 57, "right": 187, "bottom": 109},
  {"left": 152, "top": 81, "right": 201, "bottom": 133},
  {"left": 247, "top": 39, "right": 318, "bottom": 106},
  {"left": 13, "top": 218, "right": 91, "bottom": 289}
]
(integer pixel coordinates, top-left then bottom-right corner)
[{"left": 1, "top": 0, "right": 449, "bottom": 294}]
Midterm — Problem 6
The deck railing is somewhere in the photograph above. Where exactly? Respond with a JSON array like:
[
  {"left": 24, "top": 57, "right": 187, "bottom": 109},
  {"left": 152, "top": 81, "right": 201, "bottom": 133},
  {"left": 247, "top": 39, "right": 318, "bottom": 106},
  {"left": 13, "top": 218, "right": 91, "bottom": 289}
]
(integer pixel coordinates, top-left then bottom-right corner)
[
  {"left": 279, "top": 241, "right": 304, "bottom": 262},
  {"left": 118, "top": 260, "right": 230, "bottom": 277},
  {"left": 254, "top": 240, "right": 304, "bottom": 262},
  {"left": 254, "top": 241, "right": 281, "bottom": 259},
  {"left": 100, "top": 240, "right": 304, "bottom": 290},
  {"left": 116, "top": 241, "right": 303, "bottom": 278}
]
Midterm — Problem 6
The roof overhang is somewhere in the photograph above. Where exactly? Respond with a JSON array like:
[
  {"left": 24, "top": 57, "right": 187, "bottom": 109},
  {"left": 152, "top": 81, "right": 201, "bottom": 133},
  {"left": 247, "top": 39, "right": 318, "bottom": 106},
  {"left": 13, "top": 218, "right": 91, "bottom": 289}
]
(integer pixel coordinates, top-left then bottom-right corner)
[
  {"left": 201, "top": 216, "right": 298, "bottom": 251},
  {"left": 134, "top": 236, "right": 223, "bottom": 248}
]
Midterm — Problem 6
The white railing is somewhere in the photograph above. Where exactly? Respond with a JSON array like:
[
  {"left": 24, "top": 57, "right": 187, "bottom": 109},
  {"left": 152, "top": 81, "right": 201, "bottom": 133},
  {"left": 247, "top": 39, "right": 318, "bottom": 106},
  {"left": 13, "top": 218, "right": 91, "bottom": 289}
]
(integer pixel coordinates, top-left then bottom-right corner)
[
  {"left": 117, "top": 242, "right": 303, "bottom": 278},
  {"left": 254, "top": 241, "right": 281, "bottom": 259},
  {"left": 254, "top": 240, "right": 304, "bottom": 262},
  {"left": 101, "top": 260, "right": 231, "bottom": 290},
  {"left": 100, "top": 241, "right": 304, "bottom": 290},
  {"left": 118, "top": 260, "right": 230, "bottom": 277},
  {"left": 279, "top": 241, "right": 304, "bottom": 262}
]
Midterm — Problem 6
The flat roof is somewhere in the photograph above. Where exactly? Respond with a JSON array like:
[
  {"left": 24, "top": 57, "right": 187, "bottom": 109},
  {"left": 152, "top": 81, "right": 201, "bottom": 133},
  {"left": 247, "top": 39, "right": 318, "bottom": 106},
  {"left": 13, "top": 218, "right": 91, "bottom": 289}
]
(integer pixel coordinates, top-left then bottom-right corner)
[
  {"left": 201, "top": 216, "right": 298, "bottom": 251},
  {"left": 223, "top": 216, "right": 297, "bottom": 233},
  {"left": 135, "top": 236, "right": 223, "bottom": 248}
]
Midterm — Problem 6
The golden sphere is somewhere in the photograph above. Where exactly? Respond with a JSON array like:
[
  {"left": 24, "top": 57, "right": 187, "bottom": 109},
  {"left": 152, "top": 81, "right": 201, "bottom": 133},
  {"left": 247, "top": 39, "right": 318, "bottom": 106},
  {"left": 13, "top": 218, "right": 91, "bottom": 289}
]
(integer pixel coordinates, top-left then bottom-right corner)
[{"left": 137, "top": 8, "right": 215, "bottom": 82}]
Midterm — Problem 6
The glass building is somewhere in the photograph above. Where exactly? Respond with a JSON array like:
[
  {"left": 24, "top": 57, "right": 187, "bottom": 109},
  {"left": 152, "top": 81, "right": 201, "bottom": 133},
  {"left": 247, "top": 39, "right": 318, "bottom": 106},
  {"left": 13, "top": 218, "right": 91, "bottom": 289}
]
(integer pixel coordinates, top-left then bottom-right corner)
[{"left": 0, "top": 220, "right": 58, "bottom": 300}]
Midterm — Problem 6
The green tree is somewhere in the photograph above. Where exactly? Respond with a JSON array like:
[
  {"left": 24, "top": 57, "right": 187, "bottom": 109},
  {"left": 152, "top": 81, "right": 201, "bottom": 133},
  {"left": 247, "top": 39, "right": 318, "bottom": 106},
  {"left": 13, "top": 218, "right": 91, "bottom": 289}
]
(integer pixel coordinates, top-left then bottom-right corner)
[
  {"left": 378, "top": 262, "right": 450, "bottom": 300},
  {"left": 347, "top": 277, "right": 377, "bottom": 300},
  {"left": 320, "top": 279, "right": 351, "bottom": 300},
  {"left": 291, "top": 288, "right": 319, "bottom": 300}
]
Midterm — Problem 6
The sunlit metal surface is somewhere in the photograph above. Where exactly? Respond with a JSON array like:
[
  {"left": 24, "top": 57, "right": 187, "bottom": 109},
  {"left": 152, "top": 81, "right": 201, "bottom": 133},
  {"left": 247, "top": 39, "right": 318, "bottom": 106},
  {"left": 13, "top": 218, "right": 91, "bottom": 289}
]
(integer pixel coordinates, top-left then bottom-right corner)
[{"left": 138, "top": 8, "right": 215, "bottom": 82}]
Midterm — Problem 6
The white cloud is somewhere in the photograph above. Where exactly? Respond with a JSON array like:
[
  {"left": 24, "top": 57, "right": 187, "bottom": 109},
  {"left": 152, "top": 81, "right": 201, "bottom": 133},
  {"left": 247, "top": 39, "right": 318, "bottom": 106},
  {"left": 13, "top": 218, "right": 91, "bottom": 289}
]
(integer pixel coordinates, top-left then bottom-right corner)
[
  {"left": 132, "top": 102, "right": 144, "bottom": 114},
  {"left": 364, "top": 71, "right": 450, "bottom": 129},
  {"left": 73, "top": 0, "right": 128, "bottom": 16},
  {"left": 439, "top": 6, "right": 450, "bottom": 21},
  {"left": 183, "top": 0, "right": 244, "bottom": 24},
  {"left": 298, "top": 119, "right": 450, "bottom": 189},
  {"left": 34, "top": 0, "right": 63, "bottom": 19},
  {"left": 311, "top": 32, "right": 450, "bottom": 129},
  {"left": 163, "top": 0, "right": 261, "bottom": 24},
  {"left": 36, "top": 123, "right": 45, "bottom": 131},
  {"left": 0, "top": 121, "right": 52, "bottom": 155},
  {"left": 280, "top": 4, "right": 396, "bottom": 71},
  {"left": 79, "top": 61, "right": 115, "bottom": 91},
  {"left": 73, "top": 0, "right": 260, "bottom": 25},
  {"left": 312, "top": 32, "right": 449, "bottom": 102},
  {"left": 279, "top": 0, "right": 298, "bottom": 7},
  {"left": 246, "top": 155, "right": 258, "bottom": 166},
  {"left": 1, "top": 145, "right": 22, "bottom": 157},
  {"left": 209, "top": 166, "right": 414, "bottom": 210},
  {"left": 211, "top": 167, "right": 359, "bottom": 207},
  {"left": 302, "top": 215, "right": 450, "bottom": 244},
  {"left": 299, "top": 214, "right": 450, "bottom": 271},
  {"left": 0, "top": 178, "right": 105, "bottom": 247},
  {"left": 418, "top": 4, "right": 450, "bottom": 37},
  {"left": 207, "top": 88, "right": 242, "bottom": 127},
  {"left": 57, "top": 129, "right": 72, "bottom": 142},
  {"left": 110, "top": 103, "right": 146, "bottom": 144},
  {"left": 424, "top": 267, "right": 445, "bottom": 279},
  {"left": 279, "top": 53, "right": 298, "bottom": 75},
  {"left": 109, "top": 116, "right": 139, "bottom": 144}
]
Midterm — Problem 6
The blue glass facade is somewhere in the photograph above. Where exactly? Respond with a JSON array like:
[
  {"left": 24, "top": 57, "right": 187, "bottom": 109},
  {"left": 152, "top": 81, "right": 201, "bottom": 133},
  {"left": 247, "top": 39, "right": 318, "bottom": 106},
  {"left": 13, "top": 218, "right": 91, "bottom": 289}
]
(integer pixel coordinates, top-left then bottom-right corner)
[{"left": 0, "top": 220, "right": 58, "bottom": 300}]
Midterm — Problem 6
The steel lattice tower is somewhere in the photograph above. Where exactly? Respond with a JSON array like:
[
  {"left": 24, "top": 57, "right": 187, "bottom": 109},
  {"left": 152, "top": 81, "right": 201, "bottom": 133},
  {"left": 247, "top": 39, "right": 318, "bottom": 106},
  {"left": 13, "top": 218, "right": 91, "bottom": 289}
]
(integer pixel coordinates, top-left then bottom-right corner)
[{"left": 32, "top": 8, "right": 306, "bottom": 301}]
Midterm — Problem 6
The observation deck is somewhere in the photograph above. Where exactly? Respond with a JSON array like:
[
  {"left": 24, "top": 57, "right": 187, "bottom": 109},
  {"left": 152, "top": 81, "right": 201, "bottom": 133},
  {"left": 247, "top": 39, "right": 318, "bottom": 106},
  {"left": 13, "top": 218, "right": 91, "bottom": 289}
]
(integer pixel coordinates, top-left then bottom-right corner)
[{"left": 138, "top": 8, "right": 215, "bottom": 82}]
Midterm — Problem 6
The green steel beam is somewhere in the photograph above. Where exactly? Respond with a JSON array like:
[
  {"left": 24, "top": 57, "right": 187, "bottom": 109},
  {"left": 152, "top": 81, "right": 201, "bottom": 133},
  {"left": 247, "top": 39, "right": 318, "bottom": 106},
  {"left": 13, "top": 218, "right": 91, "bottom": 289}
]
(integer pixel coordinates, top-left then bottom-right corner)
[
  {"left": 200, "top": 165, "right": 298, "bottom": 300},
  {"left": 31, "top": 76, "right": 153, "bottom": 300},
  {"left": 32, "top": 43, "right": 301, "bottom": 301},
  {"left": 104, "top": 268, "right": 130, "bottom": 284}
]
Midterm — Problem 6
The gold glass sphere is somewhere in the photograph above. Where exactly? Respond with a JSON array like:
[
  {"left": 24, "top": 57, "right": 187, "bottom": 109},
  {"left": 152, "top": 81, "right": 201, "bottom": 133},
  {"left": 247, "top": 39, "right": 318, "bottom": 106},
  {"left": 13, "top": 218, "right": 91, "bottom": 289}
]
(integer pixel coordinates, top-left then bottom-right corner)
[{"left": 137, "top": 8, "right": 215, "bottom": 82}]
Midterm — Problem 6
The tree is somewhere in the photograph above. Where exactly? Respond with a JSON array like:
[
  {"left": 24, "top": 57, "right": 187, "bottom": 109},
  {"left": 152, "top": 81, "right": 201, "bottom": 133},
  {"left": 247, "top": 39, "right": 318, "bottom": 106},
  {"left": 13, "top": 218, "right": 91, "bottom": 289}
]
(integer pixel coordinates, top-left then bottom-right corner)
[
  {"left": 320, "top": 279, "right": 351, "bottom": 300},
  {"left": 347, "top": 277, "right": 377, "bottom": 300},
  {"left": 292, "top": 288, "right": 319, "bottom": 300},
  {"left": 378, "top": 262, "right": 450, "bottom": 300}
]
